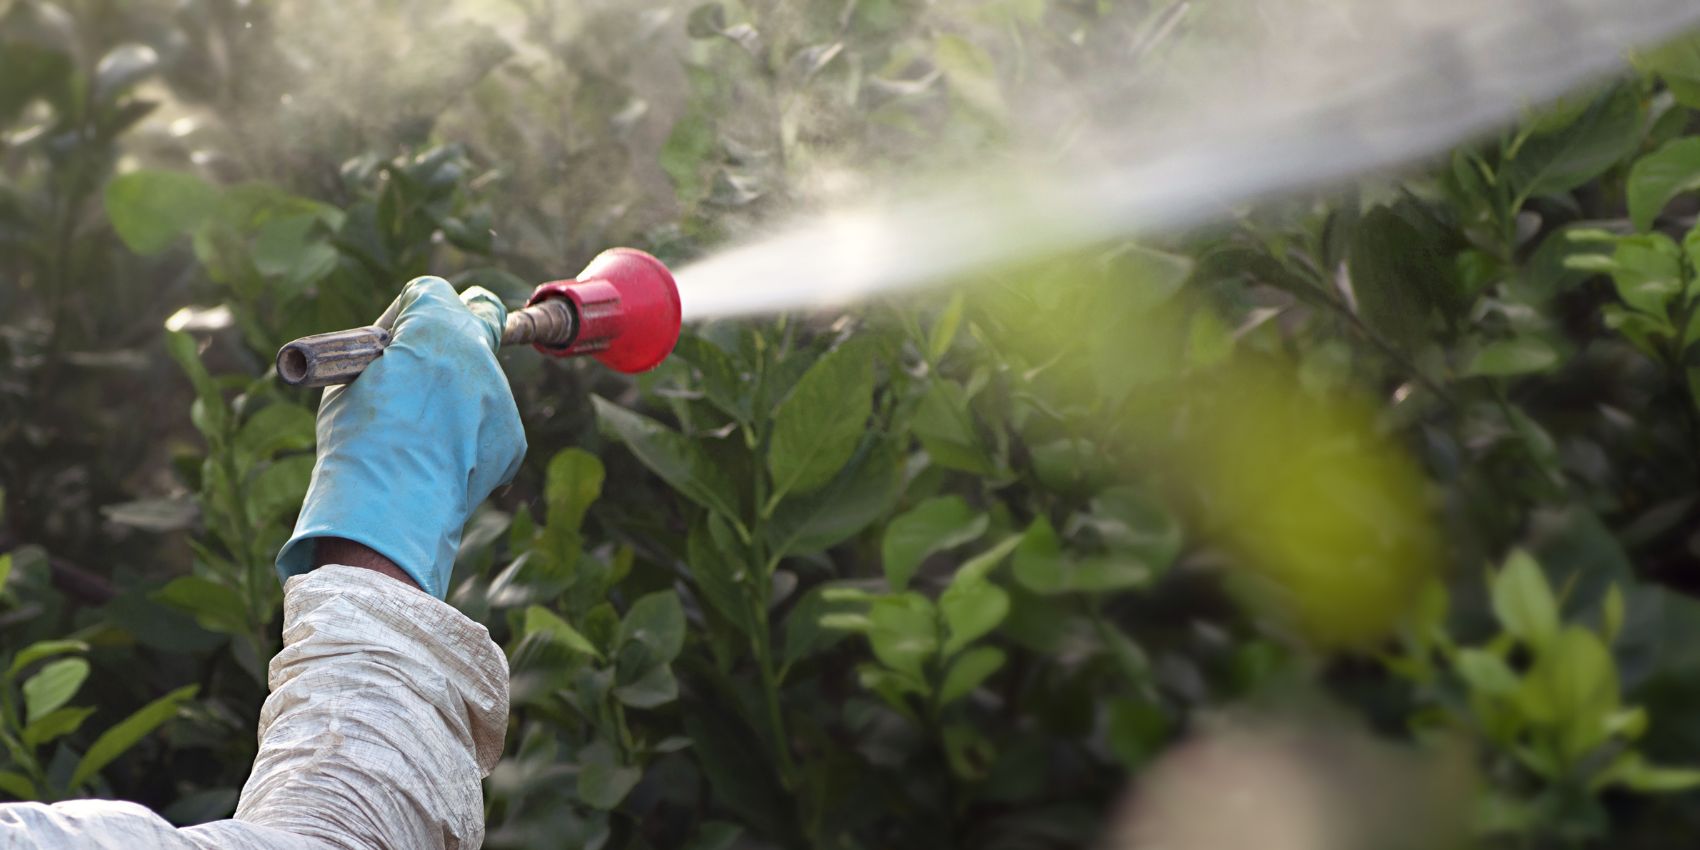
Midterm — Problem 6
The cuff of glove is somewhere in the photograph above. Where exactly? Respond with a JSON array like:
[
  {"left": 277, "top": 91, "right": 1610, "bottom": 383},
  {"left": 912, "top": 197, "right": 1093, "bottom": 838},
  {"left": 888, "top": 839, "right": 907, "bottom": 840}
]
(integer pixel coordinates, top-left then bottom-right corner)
[{"left": 277, "top": 505, "right": 458, "bottom": 599}]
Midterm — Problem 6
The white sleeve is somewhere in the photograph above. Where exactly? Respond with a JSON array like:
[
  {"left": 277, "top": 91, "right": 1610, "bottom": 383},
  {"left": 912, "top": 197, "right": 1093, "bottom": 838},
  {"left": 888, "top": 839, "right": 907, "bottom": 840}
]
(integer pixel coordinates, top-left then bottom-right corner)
[{"left": 0, "top": 566, "right": 509, "bottom": 850}]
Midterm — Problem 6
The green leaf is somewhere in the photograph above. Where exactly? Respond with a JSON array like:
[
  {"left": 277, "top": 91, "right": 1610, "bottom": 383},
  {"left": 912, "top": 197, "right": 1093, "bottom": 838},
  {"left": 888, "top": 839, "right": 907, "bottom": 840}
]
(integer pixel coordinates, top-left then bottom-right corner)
[
  {"left": 248, "top": 455, "right": 314, "bottom": 526},
  {"left": 234, "top": 404, "right": 315, "bottom": 462},
  {"left": 0, "top": 554, "right": 11, "bottom": 592},
  {"left": 929, "top": 292, "right": 966, "bottom": 361},
  {"left": 867, "top": 593, "right": 938, "bottom": 681},
  {"left": 252, "top": 213, "right": 336, "bottom": 288},
  {"left": 582, "top": 604, "right": 620, "bottom": 652},
  {"left": 6, "top": 641, "right": 88, "bottom": 680},
  {"left": 0, "top": 770, "right": 37, "bottom": 801},
  {"left": 1607, "top": 707, "right": 1649, "bottom": 741},
  {"left": 1603, "top": 583, "right": 1625, "bottom": 644},
  {"left": 22, "top": 706, "right": 95, "bottom": 748},
  {"left": 1012, "top": 517, "right": 1152, "bottom": 595},
  {"left": 661, "top": 108, "right": 716, "bottom": 205},
  {"left": 687, "top": 521, "right": 756, "bottom": 640},
  {"left": 1088, "top": 487, "right": 1183, "bottom": 568},
  {"left": 592, "top": 397, "right": 741, "bottom": 523},
  {"left": 105, "top": 170, "right": 220, "bottom": 256},
  {"left": 152, "top": 576, "right": 250, "bottom": 636},
  {"left": 939, "top": 580, "right": 1008, "bottom": 657},
  {"left": 767, "top": 344, "right": 874, "bottom": 501},
  {"left": 781, "top": 585, "right": 856, "bottom": 669},
  {"left": 1492, "top": 549, "right": 1560, "bottom": 650},
  {"left": 1504, "top": 87, "right": 1643, "bottom": 203},
  {"left": 618, "top": 591, "right": 687, "bottom": 665},
  {"left": 1456, "top": 648, "right": 1520, "bottom": 696},
  {"left": 1584, "top": 234, "right": 1685, "bottom": 315},
  {"left": 913, "top": 380, "right": 997, "bottom": 475},
  {"left": 938, "top": 646, "right": 1005, "bottom": 706},
  {"left": 1628, "top": 138, "right": 1700, "bottom": 231},
  {"left": 23, "top": 658, "right": 88, "bottom": 724},
  {"left": 1597, "top": 751, "right": 1700, "bottom": 793},
  {"left": 577, "top": 741, "right": 642, "bottom": 810},
  {"left": 1029, "top": 438, "right": 1105, "bottom": 493},
  {"left": 535, "top": 485, "right": 593, "bottom": 585},
  {"left": 881, "top": 497, "right": 989, "bottom": 591},
  {"left": 69, "top": 685, "right": 198, "bottom": 791},
  {"left": 612, "top": 663, "right": 679, "bottom": 709},
  {"left": 1603, "top": 304, "right": 1674, "bottom": 358},
  {"left": 673, "top": 335, "right": 751, "bottom": 422},
  {"left": 955, "top": 535, "right": 1023, "bottom": 586},
  {"left": 1636, "top": 37, "right": 1700, "bottom": 110},
  {"left": 1466, "top": 337, "right": 1560, "bottom": 377},
  {"left": 1524, "top": 223, "right": 1608, "bottom": 295},
  {"left": 523, "top": 605, "right": 602, "bottom": 659},
  {"left": 766, "top": 439, "right": 902, "bottom": 557},
  {"left": 1348, "top": 207, "right": 1440, "bottom": 350},
  {"left": 546, "top": 448, "right": 604, "bottom": 532},
  {"left": 1518, "top": 627, "right": 1619, "bottom": 763}
]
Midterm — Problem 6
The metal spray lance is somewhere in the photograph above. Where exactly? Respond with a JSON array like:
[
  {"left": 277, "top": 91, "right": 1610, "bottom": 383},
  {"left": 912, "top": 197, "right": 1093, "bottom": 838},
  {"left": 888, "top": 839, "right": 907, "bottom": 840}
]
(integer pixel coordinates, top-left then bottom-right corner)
[{"left": 275, "top": 248, "right": 683, "bottom": 387}]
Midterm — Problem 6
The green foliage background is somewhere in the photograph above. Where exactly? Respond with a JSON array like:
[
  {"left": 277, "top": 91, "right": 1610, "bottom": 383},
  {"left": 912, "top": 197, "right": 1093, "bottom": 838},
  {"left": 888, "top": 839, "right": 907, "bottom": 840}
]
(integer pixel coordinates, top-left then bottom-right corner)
[{"left": 9, "top": 0, "right": 1700, "bottom": 847}]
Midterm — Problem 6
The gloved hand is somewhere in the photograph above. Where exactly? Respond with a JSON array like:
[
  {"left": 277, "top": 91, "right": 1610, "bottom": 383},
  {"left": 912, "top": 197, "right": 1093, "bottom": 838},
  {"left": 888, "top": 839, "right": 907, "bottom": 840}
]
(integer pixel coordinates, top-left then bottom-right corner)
[{"left": 276, "top": 277, "right": 527, "bottom": 598}]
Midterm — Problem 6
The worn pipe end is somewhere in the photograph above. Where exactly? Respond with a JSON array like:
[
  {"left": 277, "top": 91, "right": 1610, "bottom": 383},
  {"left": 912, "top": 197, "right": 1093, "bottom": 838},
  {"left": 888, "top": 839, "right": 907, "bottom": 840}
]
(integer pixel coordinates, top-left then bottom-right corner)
[
  {"left": 277, "top": 325, "right": 392, "bottom": 388},
  {"left": 278, "top": 346, "right": 311, "bottom": 385}
]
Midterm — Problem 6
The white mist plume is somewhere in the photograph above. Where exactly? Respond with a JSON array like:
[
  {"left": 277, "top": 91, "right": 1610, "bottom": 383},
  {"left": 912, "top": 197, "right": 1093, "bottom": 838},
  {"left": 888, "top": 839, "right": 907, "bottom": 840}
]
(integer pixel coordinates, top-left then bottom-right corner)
[{"left": 675, "top": 0, "right": 1700, "bottom": 321}]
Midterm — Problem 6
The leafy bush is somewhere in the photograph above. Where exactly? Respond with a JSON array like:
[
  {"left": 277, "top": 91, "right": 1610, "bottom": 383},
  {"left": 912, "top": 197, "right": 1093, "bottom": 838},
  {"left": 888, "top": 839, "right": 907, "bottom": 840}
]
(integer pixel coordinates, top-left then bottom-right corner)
[{"left": 12, "top": 0, "right": 1700, "bottom": 847}]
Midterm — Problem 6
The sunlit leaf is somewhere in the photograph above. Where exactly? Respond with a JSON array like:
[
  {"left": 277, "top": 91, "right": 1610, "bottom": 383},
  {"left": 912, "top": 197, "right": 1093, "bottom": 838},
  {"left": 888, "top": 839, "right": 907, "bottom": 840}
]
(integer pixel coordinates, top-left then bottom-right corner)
[
  {"left": 939, "top": 580, "right": 1008, "bottom": 656},
  {"left": 1492, "top": 550, "right": 1560, "bottom": 650},
  {"left": 867, "top": 593, "right": 938, "bottom": 681},
  {"left": 881, "top": 497, "right": 988, "bottom": 591},
  {"left": 618, "top": 591, "right": 686, "bottom": 665},
  {"left": 6, "top": 641, "right": 88, "bottom": 681},
  {"left": 152, "top": 576, "right": 249, "bottom": 636},
  {"left": 1504, "top": 86, "right": 1643, "bottom": 203},
  {"left": 23, "top": 658, "right": 88, "bottom": 723},
  {"left": 1628, "top": 138, "right": 1700, "bottom": 231},
  {"left": 106, "top": 171, "right": 220, "bottom": 256},
  {"left": 524, "top": 605, "right": 601, "bottom": 660},
  {"left": 938, "top": 646, "right": 1005, "bottom": 706},
  {"left": 68, "top": 684, "right": 198, "bottom": 790},
  {"left": 22, "top": 705, "right": 94, "bottom": 747},
  {"left": 1466, "top": 337, "right": 1560, "bottom": 377},
  {"left": 768, "top": 343, "right": 874, "bottom": 501}
]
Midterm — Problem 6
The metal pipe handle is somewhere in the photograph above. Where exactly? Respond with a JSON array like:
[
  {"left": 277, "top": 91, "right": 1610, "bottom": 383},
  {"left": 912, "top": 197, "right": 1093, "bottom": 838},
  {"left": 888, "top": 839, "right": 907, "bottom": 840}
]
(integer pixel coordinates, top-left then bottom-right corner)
[{"left": 277, "top": 299, "right": 578, "bottom": 388}]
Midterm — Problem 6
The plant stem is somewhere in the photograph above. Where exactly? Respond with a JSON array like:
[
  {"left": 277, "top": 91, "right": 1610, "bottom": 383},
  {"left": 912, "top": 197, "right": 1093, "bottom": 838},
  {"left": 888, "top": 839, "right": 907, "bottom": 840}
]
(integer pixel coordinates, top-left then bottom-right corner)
[
  {"left": 1306, "top": 282, "right": 1461, "bottom": 408},
  {"left": 753, "top": 625, "right": 796, "bottom": 785}
]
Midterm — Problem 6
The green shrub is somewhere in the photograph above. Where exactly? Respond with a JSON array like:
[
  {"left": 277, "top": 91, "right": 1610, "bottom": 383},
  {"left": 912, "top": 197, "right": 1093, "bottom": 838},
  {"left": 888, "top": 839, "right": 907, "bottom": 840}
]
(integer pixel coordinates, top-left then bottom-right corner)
[{"left": 11, "top": 1, "right": 1700, "bottom": 847}]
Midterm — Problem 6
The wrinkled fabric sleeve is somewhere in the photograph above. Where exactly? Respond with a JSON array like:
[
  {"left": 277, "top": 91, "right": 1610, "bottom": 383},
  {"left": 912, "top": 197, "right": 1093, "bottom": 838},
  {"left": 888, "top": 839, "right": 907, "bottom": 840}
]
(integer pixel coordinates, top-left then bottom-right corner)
[{"left": 0, "top": 566, "right": 509, "bottom": 850}]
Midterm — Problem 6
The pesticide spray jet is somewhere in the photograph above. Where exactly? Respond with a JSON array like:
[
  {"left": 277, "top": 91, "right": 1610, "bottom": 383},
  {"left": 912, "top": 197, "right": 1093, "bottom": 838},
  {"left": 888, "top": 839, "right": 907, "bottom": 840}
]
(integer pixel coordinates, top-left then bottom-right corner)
[{"left": 674, "top": 0, "right": 1700, "bottom": 322}]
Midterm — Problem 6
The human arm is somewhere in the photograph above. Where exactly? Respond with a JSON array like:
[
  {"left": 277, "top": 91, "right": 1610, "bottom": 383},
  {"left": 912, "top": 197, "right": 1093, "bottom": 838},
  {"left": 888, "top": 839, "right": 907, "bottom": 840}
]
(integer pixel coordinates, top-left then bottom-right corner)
[{"left": 0, "top": 277, "right": 525, "bottom": 848}]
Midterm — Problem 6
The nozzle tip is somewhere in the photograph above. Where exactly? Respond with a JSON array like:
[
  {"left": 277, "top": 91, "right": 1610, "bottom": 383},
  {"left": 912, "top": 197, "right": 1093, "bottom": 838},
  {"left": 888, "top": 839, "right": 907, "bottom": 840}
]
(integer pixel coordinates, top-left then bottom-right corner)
[
  {"left": 277, "top": 345, "right": 310, "bottom": 386},
  {"left": 526, "top": 247, "right": 682, "bottom": 374}
]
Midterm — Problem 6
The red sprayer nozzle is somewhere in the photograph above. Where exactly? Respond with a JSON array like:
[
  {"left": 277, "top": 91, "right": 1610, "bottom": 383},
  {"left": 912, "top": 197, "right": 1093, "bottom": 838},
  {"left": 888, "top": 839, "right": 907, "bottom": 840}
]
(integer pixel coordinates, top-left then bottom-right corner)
[
  {"left": 275, "top": 247, "right": 682, "bottom": 388},
  {"left": 525, "top": 247, "right": 682, "bottom": 374}
]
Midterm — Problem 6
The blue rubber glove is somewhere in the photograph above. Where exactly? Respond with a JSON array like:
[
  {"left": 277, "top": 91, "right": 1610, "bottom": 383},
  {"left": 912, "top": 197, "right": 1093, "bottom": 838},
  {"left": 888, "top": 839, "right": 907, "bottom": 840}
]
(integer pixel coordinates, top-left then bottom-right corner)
[{"left": 276, "top": 277, "right": 527, "bottom": 598}]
